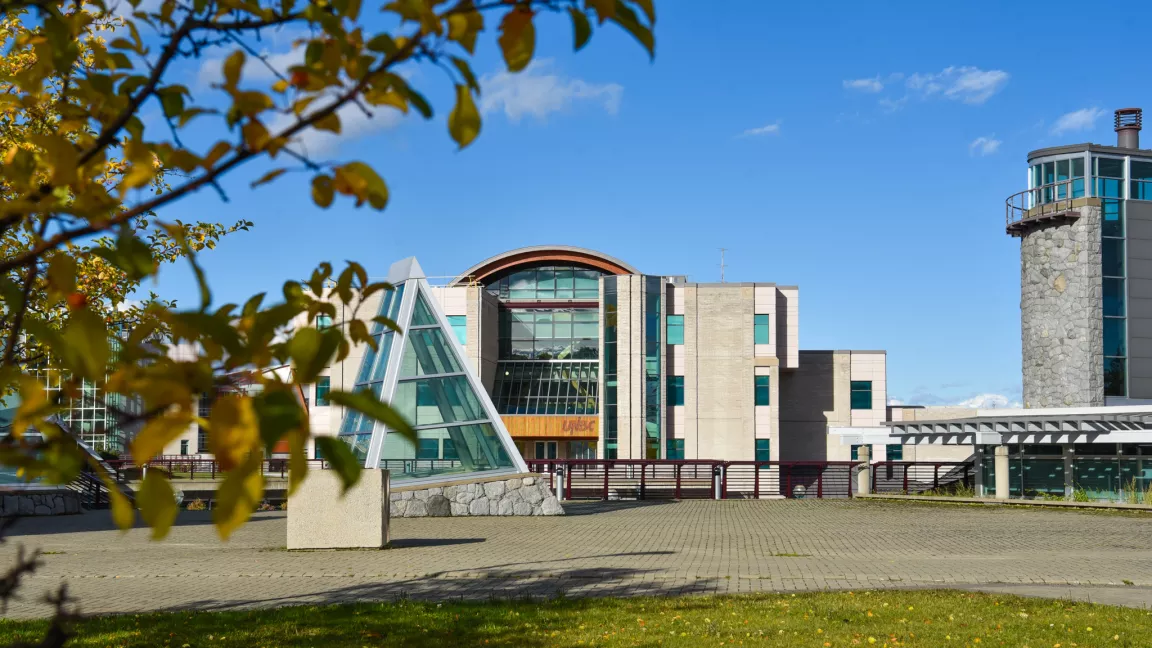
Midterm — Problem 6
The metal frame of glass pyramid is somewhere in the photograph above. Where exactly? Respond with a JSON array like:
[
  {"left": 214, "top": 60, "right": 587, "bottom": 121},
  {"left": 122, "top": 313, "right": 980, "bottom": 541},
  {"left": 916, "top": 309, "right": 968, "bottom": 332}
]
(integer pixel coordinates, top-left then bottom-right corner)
[{"left": 337, "top": 257, "right": 528, "bottom": 486}]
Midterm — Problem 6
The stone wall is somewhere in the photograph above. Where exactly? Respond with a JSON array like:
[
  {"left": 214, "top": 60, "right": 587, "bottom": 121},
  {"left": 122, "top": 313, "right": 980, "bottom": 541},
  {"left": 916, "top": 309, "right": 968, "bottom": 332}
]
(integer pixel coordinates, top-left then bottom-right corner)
[
  {"left": 0, "top": 488, "right": 81, "bottom": 517},
  {"left": 390, "top": 474, "right": 564, "bottom": 517},
  {"left": 1020, "top": 204, "right": 1104, "bottom": 407}
]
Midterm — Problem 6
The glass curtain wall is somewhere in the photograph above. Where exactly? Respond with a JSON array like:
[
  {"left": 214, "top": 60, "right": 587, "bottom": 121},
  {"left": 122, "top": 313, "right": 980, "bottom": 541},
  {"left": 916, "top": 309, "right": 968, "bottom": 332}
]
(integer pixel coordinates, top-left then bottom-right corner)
[
  {"left": 491, "top": 361, "right": 598, "bottom": 414},
  {"left": 498, "top": 308, "right": 599, "bottom": 359},
  {"left": 643, "top": 277, "right": 661, "bottom": 459},
  {"left": 486, "top": 265, "right": 602, "bottom": 300},
  {"left": 338, "top": 284, "right": 404, "bottom": 462},
  {"left": 1097, "top": 156, "right": 1127, "bottom": 396},
  {"left": 603, "top": 277, "right": 618, "bottom": 459}
]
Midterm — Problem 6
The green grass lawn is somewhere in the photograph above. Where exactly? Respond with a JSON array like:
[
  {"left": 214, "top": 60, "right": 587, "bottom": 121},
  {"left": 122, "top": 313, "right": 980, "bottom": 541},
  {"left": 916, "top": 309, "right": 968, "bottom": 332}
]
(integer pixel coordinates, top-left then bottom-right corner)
[{"left": 2, "top": 590, "right": 1149, "bottom": 647}]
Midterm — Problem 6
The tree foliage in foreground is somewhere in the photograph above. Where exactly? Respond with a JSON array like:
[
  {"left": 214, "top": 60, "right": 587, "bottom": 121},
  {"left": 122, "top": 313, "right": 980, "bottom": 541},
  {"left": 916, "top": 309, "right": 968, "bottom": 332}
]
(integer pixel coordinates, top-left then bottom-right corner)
[{"left": 0, "top": 0, "right": 655, "bottom": 541}]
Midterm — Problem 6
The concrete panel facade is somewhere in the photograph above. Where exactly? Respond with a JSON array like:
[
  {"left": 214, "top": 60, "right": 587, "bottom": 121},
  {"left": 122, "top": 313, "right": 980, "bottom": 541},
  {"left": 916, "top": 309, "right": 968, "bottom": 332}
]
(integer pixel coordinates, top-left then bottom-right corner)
[
  {"left": 287, "top": 469, "right": 390, "bottom": 550},
  {"left": 1126, "top": 200, "right": 1152, "bottom": 399}
]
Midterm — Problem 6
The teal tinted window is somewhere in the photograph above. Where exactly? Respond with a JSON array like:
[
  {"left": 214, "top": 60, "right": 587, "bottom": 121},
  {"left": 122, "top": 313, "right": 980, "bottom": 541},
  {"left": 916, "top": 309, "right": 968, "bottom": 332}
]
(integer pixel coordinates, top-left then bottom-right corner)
[
  {"left": 755, "top": 439, "right": 770, "bottom": 462},
  {"left": 666, "top": 438, "right": 684, "bottom": 460},
  {"left": 1103, "top": 238, "right": 1125, "bottom": 277},
  {"left": 416, "top": 438, "right": 439, "bottom": 460},
  {"left": 851, "top": 444, "right": 871, "bottom": 461},
  {"left": 1105, "top": 357, "right": 1127, "bottom": 397},
  {"left": 754, "top": 375, "right": 770, "bottom": 406},
  {"left": 886, "top": 444, "right": 903, "bottom": 461},
  {"left": 314, "top": 376, "right": 330, "bottom": 407},
  {"left": 667, "top": 315, "right": 684, "bottom": 345},
  {"left": 411, "top": 293, "right": 438, "bottom": 326},
  {"left": 1095, "top": 156, "right": 1125, "bottom": 179},
  {"left": 499, "top": 308, "right": 599, "bottom": 360},
  {"left": 1132, "top": 160, "right": 1152, "bottom": 200},
  {"left": 850, "top": 380, "right": 873, "bottom": 410},
  {"left": 316, "top": 314, "right": 333, "bottom": 330},
  {"left": 395, "top": 376, "right": 484, "bottom": 427},
  {"left": 754, "top": 314, "right": 770, "bottom": 344},
  {"left": 1104, "top": 318, "right": 1127, "bottom": 357},
  {"left": 668, "top": 375, "right": 684, "bottom": 406},
  {"left": 487, "top": 265, "right": 604, "bottom": 300},
  {"left": 1104, "top": 278, "right": 1126, "bottom": 317},
  {"left": 399, "top": 328, "right": 463, "bottom": 377},
  {"left": 446, "top": 315, "right": 467, "bottom": 346}
]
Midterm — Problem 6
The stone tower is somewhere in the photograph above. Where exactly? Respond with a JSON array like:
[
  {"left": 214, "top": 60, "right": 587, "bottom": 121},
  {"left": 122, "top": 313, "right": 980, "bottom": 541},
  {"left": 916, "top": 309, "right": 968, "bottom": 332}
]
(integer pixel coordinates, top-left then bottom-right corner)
[{"left": 1009, "top": 108, "right": 1152, "bottom": 407}]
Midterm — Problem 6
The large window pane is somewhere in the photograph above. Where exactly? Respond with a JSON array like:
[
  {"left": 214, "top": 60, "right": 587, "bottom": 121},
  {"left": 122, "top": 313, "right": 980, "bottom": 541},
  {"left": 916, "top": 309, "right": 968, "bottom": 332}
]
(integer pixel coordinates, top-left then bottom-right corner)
[
  {"left": 1104, "top": 278, "right": 1126, "bottom": 317},
  {"left": 446, "top": 315, "right": 467, "bottom": 345},
  {"left": 850, "top": 380, "right": 873, "bottom": 410},
  {"left": 1103, "top": 199, "right": 1124, "bottom": 237},
  {"left": 1096, "top": 156, "right": 1125, "bottom": 179},
  {"left": 754, "top": 314, "right": 770, "bottom": 344},
  {"left": 754, "top": 375, "right": 770, "bottom": 406},
  {"left": 1104, "top": 318, "right": 1127, "bottom": 357},
  {"left": 395, "top": 375, "right": 486, "bottom": 427},
  {"left": 667, "top": 315, "right": 684, "bottom": 345},
  {"left": 399, "top": 328, "right": 463, "bottom": 377},
  {"left": 1103, "top": 238, "right": 1125, "bottom": 277},
  {"left": 1105, "top": 357, "right": 1127, "bottom": 397},
  {"left": 668, "top": 375, "right": 684, "bottom": 406}
]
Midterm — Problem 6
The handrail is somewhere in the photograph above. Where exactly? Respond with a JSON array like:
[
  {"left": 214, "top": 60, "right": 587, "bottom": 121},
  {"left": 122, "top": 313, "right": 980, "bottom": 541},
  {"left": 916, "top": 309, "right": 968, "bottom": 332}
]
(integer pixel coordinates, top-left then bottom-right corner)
[{"left": 1005, "top": 178, "right": 1084, "bottom": 227}]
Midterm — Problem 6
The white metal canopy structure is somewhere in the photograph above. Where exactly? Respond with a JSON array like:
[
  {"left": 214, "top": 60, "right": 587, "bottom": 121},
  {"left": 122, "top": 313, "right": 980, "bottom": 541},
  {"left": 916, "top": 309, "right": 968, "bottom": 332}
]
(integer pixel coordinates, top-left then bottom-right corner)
[{"left": 337, "top": 258, "right": 528, "bottom": 485}]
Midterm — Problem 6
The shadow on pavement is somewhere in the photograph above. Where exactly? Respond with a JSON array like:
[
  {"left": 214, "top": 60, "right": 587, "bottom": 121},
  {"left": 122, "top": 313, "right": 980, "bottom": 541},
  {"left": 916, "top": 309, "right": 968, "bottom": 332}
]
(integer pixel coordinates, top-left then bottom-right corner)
[
  {"left": 4, "top": 510, "right": 284, "bottom": 537},
  {"left": 559, "top": 500, "right": 681, "bottom": 516},
  {"left": 389, "top": 537, "right": 486, "bottom": 549}
]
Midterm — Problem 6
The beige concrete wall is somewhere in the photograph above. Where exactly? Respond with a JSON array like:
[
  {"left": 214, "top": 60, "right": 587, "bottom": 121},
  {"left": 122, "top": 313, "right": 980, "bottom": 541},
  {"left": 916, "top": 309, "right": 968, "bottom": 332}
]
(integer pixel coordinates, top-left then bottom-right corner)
[
  {"left": 691, "top": 284, "right": 756, "bottom": 460},
  {"left": 779, "top": 351, "right": 851, "bottom": 460},
  {"left": 753, "top": 284, "right": 778, "bottom": 359},
  {"left": 777, "top": 288, "right": 799, "bottom": 369},
  {"left": 849, "top": 352, "right": 887, "bottom": 427},
  {"left": 287, "top": 469, "right": 389, "bottom": 549}
]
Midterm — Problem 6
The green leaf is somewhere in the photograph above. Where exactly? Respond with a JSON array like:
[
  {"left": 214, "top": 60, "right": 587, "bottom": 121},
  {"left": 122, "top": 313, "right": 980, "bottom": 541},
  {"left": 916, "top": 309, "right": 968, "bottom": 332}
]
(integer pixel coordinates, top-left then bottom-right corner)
[
  {"left": 251, "top": 168, "right": 287, "bottom": 188},
  {"left": 138, "top": 472, "right": 178, "bottom": 540},
  {"left": 288, "top": 327, "right": 342, "bottom": 383},
  {"left": 446, "top": 3, "right": 484, "bottom": 54},
  {"left": 340, "top": 162, "right": 389, "bottom": 210},
  {"left": 213, "top": 453, "right": 264, "bottom": 540},
  {"left": 109, "top": 483, "right": 136, "bottom": 531},
  {"left": 314, "top": 112, "right": 341, "bottom": 134},
  {"left": 312, "top": 175, "right": 334, "bottom": 208},
  {"left": 327, "top": 390, "right": 415, "bottom": 444},
  {"left": 498, "top": 6, "right": 536, "bottom": 72},
  {"left": 223, "top": 50, "right": 245, "bottom": 88},
  {"left": 61, "top": 309, "right": 109, "bottom": 382},
  {"left": 253, "top": 389, "right": 306, "bottom": 454},
  {"left": 371, "top": 316, "right": 403, "bottom": 334},
  {"left": 403, "top": 86, "right": 433, "bottom": 119},
  {"left": 569, "top": 8, "right": 592, "bottom": 51},
  {"left": 609, "top": 1, "right": 655, "bottom": 58},
  {"left": 366, "top": 33, "right": 397, "bottom": 55},
  {"left": 450, "top": 56, "right": 480, "bottom": 93},
  {"left": 45, "top": 254, "right": 76, "bottom": 304},
  {"left": 315, "top": 437, "right": 361, "bottom": 495},
  {"left": 632, "top": 0, "right": 655, "bottom": 24},
  {"left": 91, "top": 226, "right": 157, "bottom": 281},
  {"left": 448, "top": 85, "right": 481, "bottom": 150}
]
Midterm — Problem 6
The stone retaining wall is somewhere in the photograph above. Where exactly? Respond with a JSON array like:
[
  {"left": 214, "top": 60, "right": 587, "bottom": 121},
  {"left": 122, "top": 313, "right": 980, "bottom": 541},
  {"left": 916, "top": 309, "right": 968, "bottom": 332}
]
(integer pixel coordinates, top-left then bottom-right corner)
[
  {"left": 0, "top": 488, "right": 81, "bottom": 517},
  {"left": 390, "top": 474, "right": 564, "bottom": 517}
]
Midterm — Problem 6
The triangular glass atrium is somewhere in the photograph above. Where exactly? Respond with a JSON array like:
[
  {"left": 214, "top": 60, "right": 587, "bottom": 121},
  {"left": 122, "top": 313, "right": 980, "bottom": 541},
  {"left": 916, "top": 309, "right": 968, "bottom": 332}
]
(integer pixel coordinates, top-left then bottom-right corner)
[{"left": 338, "top": 258, "right": 526, "bottom": 485}]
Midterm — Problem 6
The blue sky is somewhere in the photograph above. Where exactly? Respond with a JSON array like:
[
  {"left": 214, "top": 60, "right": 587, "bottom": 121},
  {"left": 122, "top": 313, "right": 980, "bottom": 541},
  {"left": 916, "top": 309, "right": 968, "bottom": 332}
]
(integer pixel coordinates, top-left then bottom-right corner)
[{"left": 145, "top": 0, "right": 1152, "bottom": 408}]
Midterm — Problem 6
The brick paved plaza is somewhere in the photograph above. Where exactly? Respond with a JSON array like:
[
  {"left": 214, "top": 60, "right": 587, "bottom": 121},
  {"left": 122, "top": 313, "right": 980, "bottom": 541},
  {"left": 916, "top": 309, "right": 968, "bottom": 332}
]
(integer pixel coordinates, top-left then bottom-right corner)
[{"left": 5, "top": 500, "right": 1152, "bottom": 618}]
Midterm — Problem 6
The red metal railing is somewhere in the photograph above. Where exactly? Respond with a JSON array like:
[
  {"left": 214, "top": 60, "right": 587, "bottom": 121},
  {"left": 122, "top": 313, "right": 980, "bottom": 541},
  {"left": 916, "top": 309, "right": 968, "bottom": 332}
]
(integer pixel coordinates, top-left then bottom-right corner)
[
  {"left": 526, "top": 460, "right": 864, "bottom": 500},
  {"left": 105, "top": 457, "right": 331, "bottom": 481},
  {"left": 871, "top": 462, "right": 975, "bottom": 495}
]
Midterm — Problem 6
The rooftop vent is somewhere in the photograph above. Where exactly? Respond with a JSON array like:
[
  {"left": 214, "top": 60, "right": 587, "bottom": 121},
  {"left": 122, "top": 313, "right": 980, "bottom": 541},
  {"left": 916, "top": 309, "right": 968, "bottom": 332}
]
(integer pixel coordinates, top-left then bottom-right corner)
[{"left": 1115, "top": 108, "right": 1142, "bottom": 149}]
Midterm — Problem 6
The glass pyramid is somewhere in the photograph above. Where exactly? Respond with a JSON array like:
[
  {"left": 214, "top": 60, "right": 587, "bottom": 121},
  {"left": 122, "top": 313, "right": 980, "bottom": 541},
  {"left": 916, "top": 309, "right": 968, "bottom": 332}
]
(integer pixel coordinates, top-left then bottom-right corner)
[{"left": 338, "top": 257, "right": 526, "bottom": 484}]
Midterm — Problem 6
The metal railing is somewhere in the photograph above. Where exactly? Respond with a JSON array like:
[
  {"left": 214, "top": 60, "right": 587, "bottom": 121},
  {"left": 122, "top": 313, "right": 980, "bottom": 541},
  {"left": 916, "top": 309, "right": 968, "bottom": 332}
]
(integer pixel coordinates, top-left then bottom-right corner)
[
  {"left": 106, "top": 458, "right": 331, "bottom": 481},
  {"left": 65, "top": 471, "right": 135, "bottom": 509},
  {"left": 526, "top": 460, "right": 863, "bottom": 500},
  {"left": 870, "top": 462, "right": 975, "bottom": 495},
  {"left": 1006, "top": 178, "right": 1084, "bottom": 228}
]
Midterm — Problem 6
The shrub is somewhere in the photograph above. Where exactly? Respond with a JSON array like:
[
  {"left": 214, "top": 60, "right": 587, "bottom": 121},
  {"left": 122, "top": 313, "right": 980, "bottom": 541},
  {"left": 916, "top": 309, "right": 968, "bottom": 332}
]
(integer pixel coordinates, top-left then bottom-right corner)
[{"left": 186, "top": 499, "right": 207, "bottom": 511}]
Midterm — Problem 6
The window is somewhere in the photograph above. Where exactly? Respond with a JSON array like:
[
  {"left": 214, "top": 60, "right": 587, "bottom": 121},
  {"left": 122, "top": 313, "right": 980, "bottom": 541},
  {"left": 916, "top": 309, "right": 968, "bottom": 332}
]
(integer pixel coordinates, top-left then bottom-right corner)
[
  {"left": 754, "top": 375, "right": 770, "bottom": 406},
  {"left": 850, "top": 380, "right": 873, "bottom": 410},
  {"left": 851, "top": 444, "right": 871, "bottom": 461},
  {"left": 314, "top": 441, "right": 324, "bottom": 460},
  {"left": 180, "top": 440, "right": 189, "bottom": 456},
  {"left": 886, "top": 444, "right": 903, "bottom": 461},
  {"left": 667, "top": 315, "right": 684, "bottom": 345},
  {"left": 316, "top": 314, "right": 333, "bottom": 330},
  {"left": 667, "top": 375, "right": 684, "bottom": 406},
  {"left": 666, "top": 438, "right": 684, "bottom": 460},
  {"left": 196, "top": 394, "right": 212, "bottom": 454},
  {"left": 491, "top": 361, "right": 599, "bottom": 415},
  {"left": 534, "top": 441, "right": 558, "bottom": 460},
  {"left": 416, "top": 438, "right": 440, "bottom": 460},
  {"left": 314, "top": 376, "right": 330, "bottom": 407},
  {"left": 754, "top": 314, "right": 770, "bottom": 344},
  {"left": 498, "top": 308, "right": 599, "bottom": 360},
  {"left": 486, "top": 265, "right": 604, "bottom": 300},
  {"left": 446, "top": 315, "right": 467, "bottom": 346},
  {"left": 755, "top": 439, "right": 770, "bottom": 462}
]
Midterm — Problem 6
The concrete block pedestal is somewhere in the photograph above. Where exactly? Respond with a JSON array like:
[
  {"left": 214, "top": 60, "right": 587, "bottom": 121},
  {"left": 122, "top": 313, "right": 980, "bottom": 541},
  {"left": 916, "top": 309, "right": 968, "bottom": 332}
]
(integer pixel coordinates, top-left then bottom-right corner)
[{"left": 287, "top": 469, "right": 390, "bottom": 550}]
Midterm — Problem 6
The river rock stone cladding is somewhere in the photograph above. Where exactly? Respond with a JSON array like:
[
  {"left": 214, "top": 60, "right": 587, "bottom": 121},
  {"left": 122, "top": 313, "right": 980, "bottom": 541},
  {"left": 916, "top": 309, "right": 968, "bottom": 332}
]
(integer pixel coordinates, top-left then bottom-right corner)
[
  {"left": 1020, "top": 204, "right": 1104, "bottom": 407},
  {"left": 389, "top": 475, "right": 565, "bottom": 517},
  {"left": 0, "top": 489, "right": 81, "bottom": 517}
]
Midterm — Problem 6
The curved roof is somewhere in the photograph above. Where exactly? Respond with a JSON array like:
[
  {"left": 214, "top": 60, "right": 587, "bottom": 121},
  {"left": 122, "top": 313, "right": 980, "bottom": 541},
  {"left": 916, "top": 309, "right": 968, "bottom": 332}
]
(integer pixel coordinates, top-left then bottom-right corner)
[{"left": 451, "top": 245, "right": 639, "bottom": 286}]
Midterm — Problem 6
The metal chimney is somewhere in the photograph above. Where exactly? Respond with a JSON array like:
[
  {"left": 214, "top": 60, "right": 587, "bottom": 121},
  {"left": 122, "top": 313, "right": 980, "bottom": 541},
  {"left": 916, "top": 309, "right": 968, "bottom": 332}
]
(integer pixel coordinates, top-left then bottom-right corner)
[{"left": 1115, "top": 108, "right": 1142, "bottom": 149}]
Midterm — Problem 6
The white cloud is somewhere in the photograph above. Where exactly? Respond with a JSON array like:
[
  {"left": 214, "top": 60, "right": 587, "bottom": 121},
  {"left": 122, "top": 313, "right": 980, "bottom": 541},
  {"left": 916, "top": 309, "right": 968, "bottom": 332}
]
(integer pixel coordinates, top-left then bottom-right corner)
[
  {"left": 739, "top": 121, "right": 781, "bottom": 137},
  {"left": 197, "top": 48, "right": 304, "bottom": 88},
  {"left": 853, "top": 66, "right": 1009, "bottom": 110},
  {"left": 843, "top": 77, "right": 884, "bottom": 93},
  {"left": 266, "top": 102, "right": 404, "bottom": 159},
  {"left": 969, "top": 135, "right": 1001, "bottom": 156},
  {"left": 479, "top": 59, "right": 623, "bottom": 122},
  {"left": 952, "top": 393, "right": 1021, "bottom": 409},
  {"left": 906, "top": 66, "right": 1009, "bottom": 104},
  {"left": 1051, "top": 107, "right": 1108, "bottom": 136}
]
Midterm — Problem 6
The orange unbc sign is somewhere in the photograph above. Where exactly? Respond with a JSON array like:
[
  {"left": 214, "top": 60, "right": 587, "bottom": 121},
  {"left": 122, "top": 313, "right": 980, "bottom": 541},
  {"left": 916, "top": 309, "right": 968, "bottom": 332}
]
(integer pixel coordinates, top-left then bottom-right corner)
[{"left": 501, "top": 415, "right": 599, "bottom": 439}]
